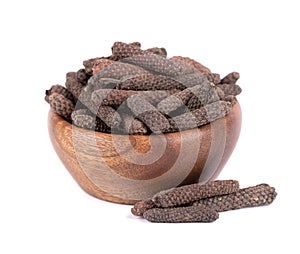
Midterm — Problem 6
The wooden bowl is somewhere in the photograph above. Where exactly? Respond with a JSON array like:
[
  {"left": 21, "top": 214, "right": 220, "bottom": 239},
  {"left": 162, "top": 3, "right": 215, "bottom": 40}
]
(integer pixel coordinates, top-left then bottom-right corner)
[{"left": 48, "top": 102, "right": 242, "bottom": 204}]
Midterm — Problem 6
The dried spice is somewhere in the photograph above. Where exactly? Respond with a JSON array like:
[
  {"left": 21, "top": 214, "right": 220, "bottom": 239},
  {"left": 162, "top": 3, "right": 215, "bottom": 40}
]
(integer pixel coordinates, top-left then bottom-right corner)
[
  {"left": 145, "top": 47, "right": 167, "bottom": 57},
  {"left": 48, "top": 93, "right": 74, "bottom": 120},
  {"left": 45, "top": 84, "right": 75, "bottom": 103},
  {"left": 143, "top": 205, "right": 219, "bottom": 223},
  {"left": 206, "top": 73, "right": 221, "bottom": 84},
  {"left": 71, "top": 110, "right": 97, "bottom": 130},
  {"left": 157, "top": 83, "right": 219, "bottom": 115},
  {"left": 193, "top": 184, "right": 277, "bottom": 212},
  {"left": 112, "top": 41, "right": 151, "bottom": 59},
  {"left": 168, "top": 101, "right": 232, "bottom": 131},
  {"left": 65, "top": 72, "right": 85, "bottom": 100},
  {"left": 121, "top": 113, "right": 148, "bottom": 135},
  {"left": 117, "top": 74, "right": 186, "bottom": 91},
  {"left": 71, "top": 111, "right": 110, "bottom": 132},
  {"left": 173, "top": 72, "right": 209, "bottom": 88},
  {"left": 92, "top": 89, "right": 136, "bottom": 106},
  {"left": 83, "top": 57, "right": 103, "bottom": 75},
  {"left": 217, "top": 84, "right": 242, "bottom": 96},
  {"left": 93, "top": 61, "right": 149, "bottom": 79},
  {"left": 221, "top": 72, "right": 240, "bottom": 84},
  {"left": 131, "top": 199, "right": 156, "bottom": 216},
  {"left": 46, "top": 41, "right": 242, "bottom": 135},
  {"left": 76, "top": 69, "right": 90, "bottom": 85},
  {"left": 91, "top": 89, "right": 173, "bottom": 107},
  {"left": 96, "top": 106, "right": 121, "bottom": 128},
  {"left": 128, "top": 41, "right": 141, "bottom": 48},
  {"left": 127, "top": 94, "right": 170, "bottom": 133},
  {"left": 186, "top": 87, "right": 224, "bottom": 111},
  {"left": 92, "top": 58, "right": 115, "bottom": 75},
  {"left": 171, "top": 56, "right": 211, "bottom": 74},
  {"left": 223, "top": 95, "right": 238, "bottom": 106},
  {"left": 87, "top": 77, "right": 120, "bottom": 90},
  {"left": 152, "top": 180, "right": 239, "bottom": 208},
  {"left": 121, "top": 54, "right": 194, "bottom": 77}
]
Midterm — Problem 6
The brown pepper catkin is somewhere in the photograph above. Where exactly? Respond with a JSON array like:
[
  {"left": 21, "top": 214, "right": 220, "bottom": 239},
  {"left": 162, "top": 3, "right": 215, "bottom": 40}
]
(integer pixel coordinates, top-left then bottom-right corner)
[
  {"left": 186, "top": 87, "right": 225, "bottom": 111},
  {"left": 45, "top": 84, "right": 75, "bottom": 103},
  {"left": 217, "top": 84, "right": 242, "bottom": 96},
  {"left": 121, "top": 113, "right": 148, "bottom": 135},
  {"left": 171, "top": 56, "right": 211, "bottom": 74},
  {"left": 131, "top": 199, "right": 156, "bottom": 216},
  {"left": 143, "top": 205, "right": 219, "bottom": 223},
  {"left": 48, "top": 93, "right": 74, "bottom": 120},
  {"left": 193, "top": 184, "right": 277, "bottom": 212},
  {"left": 112, "top": 41, "right": 152, "bottom": 59},
  {"left": 152, "top": 180, "right": 239, "bottom": 208},
  {"left": 71, "top": 109, "right": 111, "bottom": 132},
  {"left": 221, "top": 72, "right": 240, "bottom": 84},
  {"left": 157, "top": 83, "right": 219, "bottom": 115},
  {"left": 91, "top": 89, "right": 173, "bottom": 107},
  {"left": 65, "top": 72, "right": 85, "bottom": 100},
  {"left": 92, "top": 89, "right": 137, "bottom": 106},
  {"left": 127, "top": 94, "right": 170, "bottom": 133},
  {"left": 93, "top": 61, "right": 149, "bottom": 79},
  {"left": 121, "top": 54, "right": 194, "bottom": 77},
  {"left": 118, "top": 74, "right": 186, "bottom": 91},
  {"left": 92, "top": 58, "right": 115, "bottom": 75},
  {"left": 167, "top": 101, "right": 232, "bottom": 132},
  {"left": 96, "top": 106, "right": 121, "bottom": 128},
  {"left": 145, "top": 47, "right": 167, "bottom": 57},
  {"left": 87, "top": 77, "right": 120, "bottom": 90}
]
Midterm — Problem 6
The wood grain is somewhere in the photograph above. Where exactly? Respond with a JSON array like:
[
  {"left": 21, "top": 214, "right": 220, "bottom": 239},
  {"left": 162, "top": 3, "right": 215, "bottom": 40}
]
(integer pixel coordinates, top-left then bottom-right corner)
[{"left": 48, "top": 102, "right": 242, "bottom": 204}]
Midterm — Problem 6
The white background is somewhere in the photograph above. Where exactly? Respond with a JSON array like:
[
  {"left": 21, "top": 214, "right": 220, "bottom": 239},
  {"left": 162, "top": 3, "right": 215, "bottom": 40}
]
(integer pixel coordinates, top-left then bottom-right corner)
[{"left": 1, "top": 0, "right": 299, "bottom": 253}]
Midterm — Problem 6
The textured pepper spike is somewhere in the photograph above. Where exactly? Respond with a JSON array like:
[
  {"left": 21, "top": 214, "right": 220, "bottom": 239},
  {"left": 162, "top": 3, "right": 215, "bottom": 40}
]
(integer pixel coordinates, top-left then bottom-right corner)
[
  {"left": 223, "top": 95, "right": 238, "bottom": 106},
  {"left": 71, "top": 110, "right": 97, "bottom": 130},
  {"left": 76, "top": 69, "right": 90, "bottom": 85},
  {"left": 186, "top": 86, "right": 225, "bottom": 111},
  {"left": 96, "top": 106, "right": 121, "bottom": 128},
  {"left": 206, "top": 73, "right": 221, "bottom": 84},
  {"left": 143, "top": 205, "right": 219, "bottom": 223},
  {"left": 127, "top": 94, "right": 170, "bottom": 133},
  {"left": 156, "top": 87, "right": 194, "bottom": 114},
  {"left": 217, "top": 84, "right": 242, "bottom": 96},
  {"left": 118, "top": 74, "right": 186, "bottom": 91},
  {"left": 157, "top": 82, "right": 219, "bottom": 115},
  {"left": 140, "top": 90, "right": 179, "bottom": 105},
  {"left": 65, "top": 72, "right": 85, "bottom": 100},
  {"left": 112, "top": 41, "right": 152, "bottom": 60},
  {"left": 167, "top": 101, "right": 232, "bottom": 132},
  {"left": 131, "top": 199, "right": 156, "bottom": 217},
  {"left": 93, "top": 61, "right": 149, "bottom": 79},
  {"left": 45, "top": 84, "right": 75, "bottom": 104},
  {"left": 87, "top": 76, "right": 120, "bottom": 90},
  {"left": 193, "top": 184, "right": 277, "bottom": 212},
  {"left": 173, "top": 72, "right": 209, "bottom": 88},
  {"left": 152, "top": 180, "right": 239, "bottom": 208},
  {"left": 91, "top": 89, "right": 174, "bottom": 107},
  {"left": 48, "top": 93, "right": 74, "bottom": 120},
  {"left": 71, "top": 111, "right": 110, "bottom": 133},
  {"left": 145, "top": 47, "right": 167, "bottom": 57},
  {"left": 83, "top": 57, "right": 103, "bottom": 75},
  {"left": 128, "top": 41, "right": 141, "bottom": 48},
  {"left": 121, "top": 113, "right": 148, "bottom": 135},
  {"left": 121, "top": 54, "right": 195, "bottom": 77},
  {"left": 221, "top": 72, "right": 240, "bottom": 84},
  {"left": 92, "top": 89, "right": 137, "bottom": 107},
  {"left": 171, "top": 56, "right": 211, "bottom": 74},
  {"left": 92, "top": 58, "right": 115, "bottom": 75}
]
